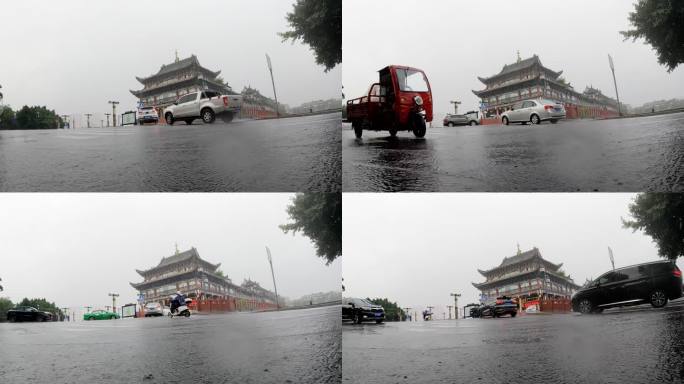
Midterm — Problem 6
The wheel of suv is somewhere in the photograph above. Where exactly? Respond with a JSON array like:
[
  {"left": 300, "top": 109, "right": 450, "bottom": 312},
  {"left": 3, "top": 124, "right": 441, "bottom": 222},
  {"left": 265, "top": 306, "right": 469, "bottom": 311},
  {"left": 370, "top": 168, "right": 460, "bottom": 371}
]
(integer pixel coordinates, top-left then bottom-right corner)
[
  {"left": 530, "top": 114, "right": 541, "bottom": 125},
  {"left": 165, "top": 113, "right": 174, "bottom": 125},
  {"left": 376, "top": 319, "right": 384, "bottom": 324},
  {"left": 578, "top": 299, "right": 594, "bottom": 314},
  {"left": 469, "top": 121, "right": 477, "bottom": 126},
  {"left": 389, "top": 129, "right": 397, "bottom": 137},
  {"left": 448, "top": 122, "right": 455, "bottom": 127},
  {"left": 355, "top": 314, "right": 363, "bottom": 324},
  {"left": 201, "top": 108, "right": 216, "bottom": 124},
  {"left": 502, "top": 116, "right": 509, "bottom": 125},
  {"left": 510, "top": 311, "right": 517, "bottom": 318},
  {"left": 650, "top": 290, "right": 668, "bottom": 308}
]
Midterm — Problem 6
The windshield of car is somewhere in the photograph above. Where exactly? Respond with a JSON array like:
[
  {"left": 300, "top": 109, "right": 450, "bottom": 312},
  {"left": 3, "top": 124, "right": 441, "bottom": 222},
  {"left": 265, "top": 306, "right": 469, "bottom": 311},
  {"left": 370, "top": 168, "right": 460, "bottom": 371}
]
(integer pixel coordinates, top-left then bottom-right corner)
[{"left": 396, "top": 69, "right": 429, "bottom": 92}]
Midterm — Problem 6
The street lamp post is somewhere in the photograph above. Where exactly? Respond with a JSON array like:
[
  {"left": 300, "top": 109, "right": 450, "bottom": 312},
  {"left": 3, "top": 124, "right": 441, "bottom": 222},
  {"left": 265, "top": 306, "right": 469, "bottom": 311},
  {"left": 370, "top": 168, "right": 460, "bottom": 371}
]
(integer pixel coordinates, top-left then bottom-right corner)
[
  {"left": 108, "top": 101, "right": 119, "bottom": 126},
  {"left": 403, "top": 307, "right": 412, "bottom": 321},
  {"left": 450, "top": 293, "right": 461, "bottom": 319},
  {"left": 85, "top": 114, "right": 92, "bottom": 128},
  {"left": 265, "top": 246, "right": 280, "bottom": 310},
  {"left": 447, "top": 305, "right": 453, "bottom": 320},
  {"left": 450, "top": 100, "right": 462, "bottom": 114},
  {"left": 265, "top": 54, "right": 280, "bottom": 118},
  {"left": 105, "top": 113, "right": 111, "bottom": 127},
  {"left": 608, "top": 54, "right": 622, "bottom": 116},
  {"left": 108, "top": 293, "right": 119, "bottom": 315}
]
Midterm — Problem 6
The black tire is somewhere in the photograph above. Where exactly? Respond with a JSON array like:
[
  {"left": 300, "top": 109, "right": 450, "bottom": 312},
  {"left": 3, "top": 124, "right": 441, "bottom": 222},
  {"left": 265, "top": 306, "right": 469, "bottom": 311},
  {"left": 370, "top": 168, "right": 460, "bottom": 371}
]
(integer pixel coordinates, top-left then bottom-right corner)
[
  {"left": 389, "top": 129, "right": 397, "bottom": 137},
  {"left": 469, "top": 121, "right": 477, "bottom": 126},
  {"left": 184, "top": 119, "right": 193, "bottom": 125},
  {"left": 184, "top": 311, "right": 191, "bottom": 318},
  {"left": 502, "top": 116, "right": 509, "bottom": 125},
  {"left": 448, "top": 122, "right": 455, "bottom": 127},
  {"left": 530, "top": 114, "right": 541, "bottom": 125},
  {"left": 355, "top": 314, "right": 363, "bottom": 324},
  {"left": 110, "top": 316, "right": 116, "bottom": 320},
  {"left": 550, "top": 119, "right": 558, "bottom": 124},
  {"left": 165, "top": 113, "right": 174, "bottom": 125},
  {"left": 376, "top": 320, "right": 384, "bottom": 324},
  {"left": 578, "top": 299, "right": 594, "bottom": 314},
  {"left": 201, "top": 108, "right": 215, "bottom": 124},
  {"left": 8, "top": 315, "right": 15, "bottom": 323},
  {"left": 650, "top": 290, "right": 668, "bottom": 308},
  {"left": 510, "top": 311, "right": 517, "bottom": 318},
  {"left": 220, "top": 112, "right": 235, "bottom": 123},
  {"left": 412, "top": 114, "right": 426, "bottom": 138}
]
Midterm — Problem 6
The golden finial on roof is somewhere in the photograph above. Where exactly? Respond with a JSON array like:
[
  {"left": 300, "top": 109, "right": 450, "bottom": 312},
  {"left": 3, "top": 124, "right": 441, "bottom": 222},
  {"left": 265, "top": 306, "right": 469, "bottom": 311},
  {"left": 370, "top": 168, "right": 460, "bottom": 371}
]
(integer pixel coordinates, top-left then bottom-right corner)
[
  {"left": 516, "top": 50, "right": 521, "bottom": 63},
  {"left": 175, "top": 49, "right": 179, "bottom": 63},
  {"left": 175, "top": 242, "right": 179, "bottom": 255},
  {"left": 516, "top": 243, "right": 521, "bottom": 255}
]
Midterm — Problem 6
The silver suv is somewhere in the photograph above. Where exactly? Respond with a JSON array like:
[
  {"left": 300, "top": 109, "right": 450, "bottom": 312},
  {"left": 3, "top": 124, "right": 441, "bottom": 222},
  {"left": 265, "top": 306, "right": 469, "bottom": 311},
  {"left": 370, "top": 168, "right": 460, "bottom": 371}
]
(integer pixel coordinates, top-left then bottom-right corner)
[{"left": 501, "top": 99, "right": 566, "bottom": 125}]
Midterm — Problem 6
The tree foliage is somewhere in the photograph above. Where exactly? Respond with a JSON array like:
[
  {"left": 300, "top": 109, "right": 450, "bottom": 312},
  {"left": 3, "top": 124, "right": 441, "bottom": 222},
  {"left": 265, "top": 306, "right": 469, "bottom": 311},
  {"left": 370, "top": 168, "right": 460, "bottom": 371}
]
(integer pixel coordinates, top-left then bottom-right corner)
[
  {"left": 0, "top": 297, "right": 13, "bottom": 321},
  {"left": 280, "top": 0, "right": 341, "bottom": 72},
  {"left": 621, "top": 0, "right": 684, "bottom": 72},
  {"left": 14, "top": 105, "right": 63, "bottom": 129},
  {"left": 623, "top": 193, "right": 684, "bottom": 260},
  {"left": 0, "top": 106, "right": 16, "bottom": 129},
  {"left": 367, "top": 298, "right": 405, "bottom": 321},
  {"left": 280, "top": 193, "right": 341, "bottom": 265}
]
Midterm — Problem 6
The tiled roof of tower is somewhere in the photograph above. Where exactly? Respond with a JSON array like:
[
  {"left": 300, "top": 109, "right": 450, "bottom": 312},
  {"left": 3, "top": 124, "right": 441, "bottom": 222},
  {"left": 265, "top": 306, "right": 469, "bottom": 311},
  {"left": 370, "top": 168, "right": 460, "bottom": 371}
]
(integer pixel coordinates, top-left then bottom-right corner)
[
  {"left": 135, "top": 55, "right": 221, "bottom": 83},
  {"left": 477, "top": 247, "right": 563, "bottom": 276},
  {"left": 477, "top": 55, "right": 562, "bottom": 83}
]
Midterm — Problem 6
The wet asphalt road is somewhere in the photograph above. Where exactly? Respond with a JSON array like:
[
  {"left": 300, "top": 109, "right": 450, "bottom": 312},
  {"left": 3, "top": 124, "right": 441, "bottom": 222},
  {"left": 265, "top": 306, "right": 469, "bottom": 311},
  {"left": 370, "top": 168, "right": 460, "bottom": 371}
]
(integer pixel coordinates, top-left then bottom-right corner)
[
  {"left": 0, "top": 113, "right": 341, "bottom": 192},
  {"left": 343, "top": 301, "right": 684, "bottom": 384},
  {"left": 0, "top": 306, "right": 341, "bottom": 384},
  {"left": 343, "top": 112, "right": 684, "bottom": 192}
]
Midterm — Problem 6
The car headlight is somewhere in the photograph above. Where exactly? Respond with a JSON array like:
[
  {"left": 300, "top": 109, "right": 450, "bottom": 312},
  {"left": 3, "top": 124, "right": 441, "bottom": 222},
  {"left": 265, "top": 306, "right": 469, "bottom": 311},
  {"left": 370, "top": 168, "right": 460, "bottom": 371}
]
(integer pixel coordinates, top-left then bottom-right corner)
[{"left": 414, "top": 96, "right": 424, "bottom": 106}]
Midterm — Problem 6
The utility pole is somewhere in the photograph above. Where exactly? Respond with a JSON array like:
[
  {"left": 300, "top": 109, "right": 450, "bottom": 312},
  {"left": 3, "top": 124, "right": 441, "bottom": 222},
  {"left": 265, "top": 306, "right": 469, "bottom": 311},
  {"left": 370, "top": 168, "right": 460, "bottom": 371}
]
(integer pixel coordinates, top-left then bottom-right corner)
[
  {"left": 450, "top": 293, "right": 461, "bottom": 319},
  {"left": 265, "top": 53, "right": 280, "bottom": 118},
  {"left": 265, "top": 246, "right": 280, "bottom": 310},
  {"left": 84, "top": 306, "right": 92, "bottom": 313},
  {"left": 450, "top": 100, "right": 462, "bottom": 114},
  {"left": 108, "top": 293, "right": 119, "bottom": 315},
  {"left": 608, "top": 54, "right": 622, "bottom": 116},
  {"left": 447, "top": 305, "right": 453, "bottom": 320},
  {"left": 85, "top": 114, "right": 92, "bottom": 128},
  {"left": 60, "top": 307, "right": 69, "bottom": 321},
  {"left": 427, "top": 306, "right": 434, "bottom": 320},
  {"left": 108, "top": 101, "right": 119, "bottom": 126},
  {"left": 105, "top": 113, "right": 111, "bottom": 127}
]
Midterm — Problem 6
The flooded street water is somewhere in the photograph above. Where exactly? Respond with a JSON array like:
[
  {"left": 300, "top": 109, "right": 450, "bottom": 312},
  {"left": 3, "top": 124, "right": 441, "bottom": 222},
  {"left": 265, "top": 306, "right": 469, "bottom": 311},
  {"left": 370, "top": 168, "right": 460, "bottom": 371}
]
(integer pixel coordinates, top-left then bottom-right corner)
[
  {"left": 0, "top": 306, "right": 341, "bottom": 384},
  {"left": 0, "top": 113, "right": 341, "bottom": 192},
  {"left": 343, "top": 301, "right": 684, "bottom": 384},
  {"left": 343, "top": 113, "right": 684, "bottom": 192}
]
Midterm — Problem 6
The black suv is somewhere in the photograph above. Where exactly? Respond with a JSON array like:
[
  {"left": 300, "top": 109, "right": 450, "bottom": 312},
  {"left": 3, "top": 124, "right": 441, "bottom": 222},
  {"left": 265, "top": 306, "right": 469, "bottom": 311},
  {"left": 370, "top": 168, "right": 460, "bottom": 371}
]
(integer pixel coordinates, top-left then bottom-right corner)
[
  {"left": 572, "top": 261, "right": 683, "bottom": 314},
  {"left": 7, "top": 306, "right": 53, "bottom": 322},
  {"left": 342, "top": 298, "right": 385, "bottom": 324}
]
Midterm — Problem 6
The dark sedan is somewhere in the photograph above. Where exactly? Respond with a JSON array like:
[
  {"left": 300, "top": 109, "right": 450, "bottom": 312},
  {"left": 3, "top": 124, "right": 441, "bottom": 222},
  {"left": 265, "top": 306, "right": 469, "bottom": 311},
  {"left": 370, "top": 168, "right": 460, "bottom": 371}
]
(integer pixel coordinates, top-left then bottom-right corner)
[
  {"left": 343, "top": 298, "right": 385, "bottom": 324},
  {"left": 7, "top": 306, "right": 53, "bottom": 322}
]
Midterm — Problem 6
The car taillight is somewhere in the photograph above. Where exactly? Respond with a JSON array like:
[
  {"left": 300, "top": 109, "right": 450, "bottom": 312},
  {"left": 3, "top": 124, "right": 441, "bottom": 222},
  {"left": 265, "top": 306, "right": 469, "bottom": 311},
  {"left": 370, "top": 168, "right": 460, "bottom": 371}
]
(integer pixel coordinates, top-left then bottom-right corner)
[
  {"left": 544, "top": 105, "right": 554, "bottom": 111},
  {"left": 674, "top": 267, "right": 681, "bottom": 277},
  {"left": 222, "top": 96, "right": 228, "bottom": 106}
]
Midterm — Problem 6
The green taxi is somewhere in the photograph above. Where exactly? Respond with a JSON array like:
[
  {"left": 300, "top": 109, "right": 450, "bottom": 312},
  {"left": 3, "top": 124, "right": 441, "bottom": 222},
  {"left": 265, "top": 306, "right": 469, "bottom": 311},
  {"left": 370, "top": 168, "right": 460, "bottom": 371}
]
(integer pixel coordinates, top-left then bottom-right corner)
[{"left": 83, "top": 310, "right": 119, "bottom": 321}]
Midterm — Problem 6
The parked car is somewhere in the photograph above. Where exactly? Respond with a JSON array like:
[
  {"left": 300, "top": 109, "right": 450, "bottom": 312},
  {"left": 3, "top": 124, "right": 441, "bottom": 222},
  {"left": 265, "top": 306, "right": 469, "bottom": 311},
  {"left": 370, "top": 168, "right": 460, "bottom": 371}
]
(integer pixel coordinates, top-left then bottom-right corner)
[
  {"left": 137, "top": 106, "right": 159, "bottom": 125},
  {"left": 342, "top": 297, "right": 385, "bottom": 324},
  {"left": 572, "top": 260, "right": 683, "bottom": 314},
  {"left": 471, "top": 297, "right": 518, "bottom": 318},
  {"left": 83, "top": 310, "right": 119, "bottom": 321},
  {"left": 501, "top": 99, "right": 566, "bottom": 125},
  {"left": 347, "top": 65, "right": 433, "bottom": 138},
  {"left": 443, "top": 111, "right": 480, "bottom": 127},
  {"left": 143, "top": 302, "right": 165, "bottom": 317},
  {"left": 6, "top": 306, "right": 53, "bottom": 322},
  {"left": 164, "top": 90, "right": 242, "bottom": 125}
]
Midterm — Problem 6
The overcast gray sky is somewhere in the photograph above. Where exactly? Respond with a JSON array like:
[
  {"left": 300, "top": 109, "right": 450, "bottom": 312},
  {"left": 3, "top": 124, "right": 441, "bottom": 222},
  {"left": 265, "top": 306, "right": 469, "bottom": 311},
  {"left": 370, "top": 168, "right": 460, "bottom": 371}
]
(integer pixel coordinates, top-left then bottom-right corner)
[
  {"left": 343, "top": 0, "right": 684, "bottom": 119},
  {"left": 0, "top": 0, "right": 340, "bottom": 125},
  {"left": 0, "top": 193, "right": 340, "bottom": 312},
  {"left": 343, "top": 193, "right": 670, "bottom": 318}
]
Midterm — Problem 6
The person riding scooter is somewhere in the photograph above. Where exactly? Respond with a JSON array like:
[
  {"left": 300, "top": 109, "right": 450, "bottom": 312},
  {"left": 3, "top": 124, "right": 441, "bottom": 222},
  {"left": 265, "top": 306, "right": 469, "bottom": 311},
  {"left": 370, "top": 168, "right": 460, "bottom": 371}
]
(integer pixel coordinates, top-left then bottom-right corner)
[{"left": 170, "top": 291, "right": 186, "bottom": 315}]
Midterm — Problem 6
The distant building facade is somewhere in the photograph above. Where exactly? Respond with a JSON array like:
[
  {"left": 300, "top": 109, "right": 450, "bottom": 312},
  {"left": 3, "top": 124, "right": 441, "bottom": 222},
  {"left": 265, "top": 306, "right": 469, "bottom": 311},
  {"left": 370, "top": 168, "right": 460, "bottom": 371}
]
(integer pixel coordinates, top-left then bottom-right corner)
[
  {"left": 131, "top": 54, "right": 234, "bottom": 110},
  {"left": 473, "top": 55, "right": 619, "bottom": 119},
  {"left": 130, "top": 247, "right": 277, "bottom": 307},
  {"left": 473, "top": 247, "right": 581, "bottom": 306},
  {"left": 290, "top": 99, "right": 342, "bottom": 115}
]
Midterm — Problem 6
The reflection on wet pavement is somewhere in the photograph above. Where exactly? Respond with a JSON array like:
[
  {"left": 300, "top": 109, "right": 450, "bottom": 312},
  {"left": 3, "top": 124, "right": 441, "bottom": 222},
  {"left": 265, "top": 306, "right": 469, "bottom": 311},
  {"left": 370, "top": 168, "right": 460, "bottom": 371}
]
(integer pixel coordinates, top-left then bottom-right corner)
[{"left": 343, "top": 112, "right": 684, "bottom": 192}]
